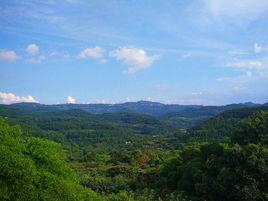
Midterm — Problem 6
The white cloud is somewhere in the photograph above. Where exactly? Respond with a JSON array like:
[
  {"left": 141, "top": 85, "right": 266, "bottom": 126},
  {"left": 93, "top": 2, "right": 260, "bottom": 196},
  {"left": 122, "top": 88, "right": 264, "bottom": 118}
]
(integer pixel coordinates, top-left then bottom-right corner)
[
  {"left": 0, "top": 49, "right": 18, "bottom": 61},
  {"left": 110, "top": 47, "right": 159, "bottom": 74},
  {"left": 78, "top": 46, "right": 104, "bottom": 59},
  {"left": 203, "top": 0, "right": 268, "bottom": 20},
  {"left": 225, "top": 60, "right": 262, "bottom": 69},
  {"left": 254, "top": 43, "right": 268, "bottom": 53},
  {"left": 25, "top": 44, "right": 46, "bottom": 63},
  {"left": 26, "top": 44, "right": 39, "bottom": 55},
  {"left": 66, "top": 96, "right": 76, "bottom": 104},
  {"left": 0, "top": 92, "right": 38, "bottom": 104}
]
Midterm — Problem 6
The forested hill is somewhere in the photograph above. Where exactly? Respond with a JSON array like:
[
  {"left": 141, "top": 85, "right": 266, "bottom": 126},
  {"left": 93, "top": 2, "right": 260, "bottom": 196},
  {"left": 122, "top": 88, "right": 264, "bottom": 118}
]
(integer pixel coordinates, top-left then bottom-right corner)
[
  {"left": 9, "top": 101, "right": 201, "bottom": 116},
  {"left": 5, "top": 101, "right": 264, "bottom": 129},
  {"left": 189, "top": 105, "right": 268, "bottom": 142},
  {"left": 0, "top": 104, "right": 190, "bottom": 154},
  {"left": 0, "top": 104, "right": 176, "bottom": 135},
  {"left": 1, "top": 101, "right": 267, "bottom": 150}
]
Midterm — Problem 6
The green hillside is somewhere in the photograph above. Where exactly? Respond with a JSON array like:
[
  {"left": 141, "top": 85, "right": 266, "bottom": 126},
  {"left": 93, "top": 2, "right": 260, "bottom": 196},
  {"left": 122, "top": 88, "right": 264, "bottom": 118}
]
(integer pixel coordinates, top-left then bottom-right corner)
[{"left": 189, "top": 106, "right": 268, "bottom": 142}]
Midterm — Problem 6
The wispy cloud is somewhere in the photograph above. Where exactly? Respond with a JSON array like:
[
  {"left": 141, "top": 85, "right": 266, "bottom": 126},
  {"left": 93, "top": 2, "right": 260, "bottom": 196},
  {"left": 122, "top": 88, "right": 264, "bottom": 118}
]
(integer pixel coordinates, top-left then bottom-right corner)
[
  {"left": 228, "top": 49, "right": 248, "bottom": 55},
  {"left": 162, "top": 98, "right": 209, "bottom": 105},
  {"left": 151, "top": 84, "right": 169, "bottom": 92},
  {"left": 191, "top": 92, "right": 203, "bottom": 96},
  {"left": 254, "top": 43, "right": 268, "bottom": 53},
  {"left": 0, "top": 92, "right": 38, "bottom": 104},
  {"left": 100, "top": 59, "right": 108, "bottom": 64},
  {"left": 0, "top": 49, "right": 18, "bottom": 61},
  {"left": 217, "top": 71, "right": 253, "bottom": 82},
  {"left": 225, "top": 60, "right": 262, "bottom": 69},
  {"left": 27, "top": 55, "right": 46, "bottom": 63},
  {"left": 178, "top": 53, "right": 192, "bottom": 62},
  {"left": 216, "top": 70, "right": 257, "bottom": 96},
  {"left": 203, "top": 0, "right": 268, "bottom": 21},
  {"left": 49, "top": 51, "right": 71, "bottom": 60},
  {"left": 110, "top": 47, "right": 159, "bottom": 74}
]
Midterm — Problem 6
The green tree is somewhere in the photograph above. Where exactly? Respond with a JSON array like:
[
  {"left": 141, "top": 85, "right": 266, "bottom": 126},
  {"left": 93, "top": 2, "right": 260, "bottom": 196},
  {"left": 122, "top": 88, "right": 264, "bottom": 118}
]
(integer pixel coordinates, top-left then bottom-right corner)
[
  {"left": 0, "top": 117, "right": 104, "bottom": 201},
  {"left": 231, "top": 111, "right": 268, "bottom": 145},
  {"left": 160, "top": 143, "right": 268, "bottom": 201}
]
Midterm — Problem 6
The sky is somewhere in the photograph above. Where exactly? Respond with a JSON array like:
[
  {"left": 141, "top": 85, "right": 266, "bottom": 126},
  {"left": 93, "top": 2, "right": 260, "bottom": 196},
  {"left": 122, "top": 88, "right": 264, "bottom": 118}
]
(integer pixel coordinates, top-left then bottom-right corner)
[{"left": 0, "top": 0, "right": 268, "bottom": 105}]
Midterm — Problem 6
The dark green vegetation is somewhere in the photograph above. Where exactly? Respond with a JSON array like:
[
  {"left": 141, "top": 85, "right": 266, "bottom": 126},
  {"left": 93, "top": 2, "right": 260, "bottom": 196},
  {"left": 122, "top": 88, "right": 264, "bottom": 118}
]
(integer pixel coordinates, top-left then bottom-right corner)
[
  {"left": 9, "top": 101, "right": 261, "bottom": 128},
  {"left": 0, "top": 101, "right": 268, "bottom": 201},
  {"left": 190, "top": 105, "right": 268, "bottom": 142}
]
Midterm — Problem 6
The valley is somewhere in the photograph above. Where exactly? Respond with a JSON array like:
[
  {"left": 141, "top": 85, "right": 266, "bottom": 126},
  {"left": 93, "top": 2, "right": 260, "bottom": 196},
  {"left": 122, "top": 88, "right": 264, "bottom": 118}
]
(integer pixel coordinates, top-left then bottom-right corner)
[{"left": 1, "top": 101, "right": 268, "bottom": 200}]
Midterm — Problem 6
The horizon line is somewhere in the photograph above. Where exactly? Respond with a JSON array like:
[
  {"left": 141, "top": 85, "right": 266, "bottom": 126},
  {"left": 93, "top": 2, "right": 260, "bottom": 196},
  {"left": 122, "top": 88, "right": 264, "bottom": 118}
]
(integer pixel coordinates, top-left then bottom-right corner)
[{"left": 4, "top": 100, "right": 267, "bottom": 107}]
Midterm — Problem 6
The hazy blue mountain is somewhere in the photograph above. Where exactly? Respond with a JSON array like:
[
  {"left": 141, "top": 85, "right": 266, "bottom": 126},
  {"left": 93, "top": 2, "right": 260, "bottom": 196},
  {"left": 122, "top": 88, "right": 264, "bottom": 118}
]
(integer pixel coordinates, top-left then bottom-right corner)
[{"left": 9, "top": 101, "right": 260, "bottom": 117}]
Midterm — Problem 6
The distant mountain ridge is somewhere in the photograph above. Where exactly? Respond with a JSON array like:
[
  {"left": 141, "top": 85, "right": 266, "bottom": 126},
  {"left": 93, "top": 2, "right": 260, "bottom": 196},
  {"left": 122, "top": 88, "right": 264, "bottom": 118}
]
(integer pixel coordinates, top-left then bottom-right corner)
[
  {"left": 9, "top": 100, "right": 262, "bottom": 117},
  {"left": 7, "top": 101, "right": 264, "bottom": 128},
  {"left": 0, "top": 101, "right": 268, "bottom": 149}
]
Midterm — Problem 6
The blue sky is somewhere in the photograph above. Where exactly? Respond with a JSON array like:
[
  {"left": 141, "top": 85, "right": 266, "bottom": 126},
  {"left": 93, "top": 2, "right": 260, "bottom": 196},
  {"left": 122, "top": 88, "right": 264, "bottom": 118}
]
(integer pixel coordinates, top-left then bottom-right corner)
[{"left": 0, "top": 0, "right": 268, "bottom": 105}]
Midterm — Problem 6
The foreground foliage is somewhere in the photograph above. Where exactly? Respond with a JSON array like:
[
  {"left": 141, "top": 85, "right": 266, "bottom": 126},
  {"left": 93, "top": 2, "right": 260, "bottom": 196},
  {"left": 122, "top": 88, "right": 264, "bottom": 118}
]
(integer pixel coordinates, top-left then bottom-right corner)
[
  {"left": 161, "top": 143, "right": 268, "bottom": 201},
  {"left": 0, "top": 117, "right": 104, "bottom": 201}
]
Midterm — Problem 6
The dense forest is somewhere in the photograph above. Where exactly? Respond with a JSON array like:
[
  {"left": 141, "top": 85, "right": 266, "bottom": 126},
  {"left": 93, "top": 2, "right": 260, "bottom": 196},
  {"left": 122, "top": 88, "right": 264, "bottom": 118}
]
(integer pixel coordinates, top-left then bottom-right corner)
[{"left": 0, "top": 102, "right": 268, "bottom": 201}]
